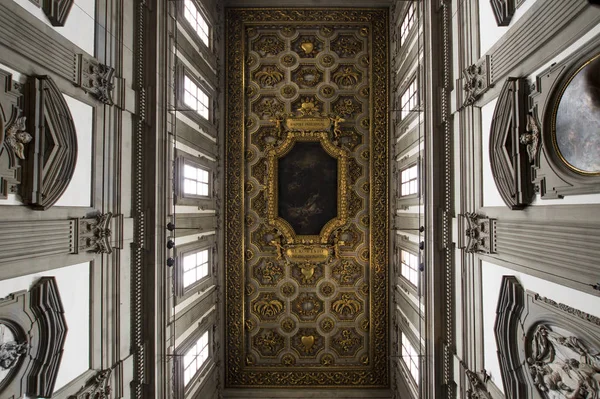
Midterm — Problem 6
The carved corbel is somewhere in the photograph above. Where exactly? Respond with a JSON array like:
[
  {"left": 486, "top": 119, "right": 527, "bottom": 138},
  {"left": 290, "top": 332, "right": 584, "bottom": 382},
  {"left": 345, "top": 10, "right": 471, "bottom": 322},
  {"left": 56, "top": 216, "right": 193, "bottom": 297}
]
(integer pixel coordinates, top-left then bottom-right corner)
[
  {"left": 78, "top": 213, "right": 114, "bottom": 254},
  {"left": 75, "top": 55, "right": 116, "bottom": 106},
  {"left": 462, "top": 56, "right": 492, "bottom": 107},
  {"left": 69, "top": 369, "right": 111, "bottom": 399},
  {"left": 465, "top": 369, "right": 493, "bottom": 399},
  {"left": 462, "top": 213, "right": 496, "bottom": 254}
]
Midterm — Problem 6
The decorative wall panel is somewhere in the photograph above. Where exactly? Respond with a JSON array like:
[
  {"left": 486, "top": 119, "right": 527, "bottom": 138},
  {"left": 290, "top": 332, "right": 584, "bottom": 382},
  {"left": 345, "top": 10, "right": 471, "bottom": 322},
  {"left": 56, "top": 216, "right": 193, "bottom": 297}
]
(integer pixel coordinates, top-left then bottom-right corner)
[{"left": 225, "top": 8, "right": 388, "bottom": 388}]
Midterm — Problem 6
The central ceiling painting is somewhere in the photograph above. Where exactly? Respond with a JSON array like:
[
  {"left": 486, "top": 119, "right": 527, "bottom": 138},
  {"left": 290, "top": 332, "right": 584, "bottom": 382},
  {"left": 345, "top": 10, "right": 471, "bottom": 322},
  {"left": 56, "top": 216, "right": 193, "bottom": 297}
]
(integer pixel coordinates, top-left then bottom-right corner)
[{"left": 225, "top": 8, "right": 388, "bottom": 387}]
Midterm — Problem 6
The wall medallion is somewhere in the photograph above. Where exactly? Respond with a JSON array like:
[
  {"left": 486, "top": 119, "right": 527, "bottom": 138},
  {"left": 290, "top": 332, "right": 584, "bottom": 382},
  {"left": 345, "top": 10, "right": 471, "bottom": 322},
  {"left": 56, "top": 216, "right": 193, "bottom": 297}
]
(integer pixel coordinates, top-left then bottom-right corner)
[
  {"left": 551, "top": 53, "right": 600, "bottom": 175},
  {"left": 226, "top": 7, "right": 388, "bottom": 387}
]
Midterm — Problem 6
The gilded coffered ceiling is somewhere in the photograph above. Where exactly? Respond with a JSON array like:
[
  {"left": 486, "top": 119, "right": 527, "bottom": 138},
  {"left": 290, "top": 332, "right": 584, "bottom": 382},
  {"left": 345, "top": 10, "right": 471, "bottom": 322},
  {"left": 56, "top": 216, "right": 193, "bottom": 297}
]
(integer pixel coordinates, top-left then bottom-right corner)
[{"left": 225, "top": 8, "right": 388, "bottom": 387}]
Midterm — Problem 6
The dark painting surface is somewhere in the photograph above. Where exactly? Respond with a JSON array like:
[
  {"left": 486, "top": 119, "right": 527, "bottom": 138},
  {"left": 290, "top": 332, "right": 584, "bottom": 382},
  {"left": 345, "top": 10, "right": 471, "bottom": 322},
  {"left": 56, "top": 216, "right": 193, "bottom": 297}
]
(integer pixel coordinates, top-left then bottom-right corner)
[
  {"left": 278, "top": 141, "right": 337, "bottom": 235},
  {"left": 555, "top": 55, "right": 600, "bottom": 173}
]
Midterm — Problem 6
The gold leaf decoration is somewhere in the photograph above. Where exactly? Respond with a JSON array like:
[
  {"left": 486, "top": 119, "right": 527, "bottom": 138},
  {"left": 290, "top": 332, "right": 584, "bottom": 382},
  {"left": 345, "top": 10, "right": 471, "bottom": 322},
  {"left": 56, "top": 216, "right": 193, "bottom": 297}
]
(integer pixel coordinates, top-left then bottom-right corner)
[{"left": 254, "top": 65, "right": 284, "bottom": 87}]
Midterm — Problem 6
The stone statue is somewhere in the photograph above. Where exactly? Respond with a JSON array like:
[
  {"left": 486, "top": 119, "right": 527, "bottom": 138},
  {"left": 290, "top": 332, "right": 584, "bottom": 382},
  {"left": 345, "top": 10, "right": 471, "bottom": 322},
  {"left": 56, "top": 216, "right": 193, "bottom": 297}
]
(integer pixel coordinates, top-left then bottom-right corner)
[
  {"left": 0, "top": 340, "right": 28, "bottom": 370},
  {"left": 5, "top": 116, "right": 32, "bottom": 160}
]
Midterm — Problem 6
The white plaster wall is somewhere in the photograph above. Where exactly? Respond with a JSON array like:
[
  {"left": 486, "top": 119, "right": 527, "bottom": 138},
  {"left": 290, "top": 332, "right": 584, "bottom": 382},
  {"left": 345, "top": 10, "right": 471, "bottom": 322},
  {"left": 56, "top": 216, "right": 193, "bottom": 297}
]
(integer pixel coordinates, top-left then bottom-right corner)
[
  {"left": 480, "top": 98, "right": 505, "bottom": 207},
  {"left": 13, "top": 0, "right": 96, "bottom": 56},
  {"left": 54, "top": 95, "right": 93, "bottom": 208},
  {"left": 0, "top": 262, "right": 91, "bottom": 392},
  {"left": 481, "top": 261, "right": 600, "bottom": 393},
  {"left": 479, "top": 0, "right": 538, "bottom": 56}
]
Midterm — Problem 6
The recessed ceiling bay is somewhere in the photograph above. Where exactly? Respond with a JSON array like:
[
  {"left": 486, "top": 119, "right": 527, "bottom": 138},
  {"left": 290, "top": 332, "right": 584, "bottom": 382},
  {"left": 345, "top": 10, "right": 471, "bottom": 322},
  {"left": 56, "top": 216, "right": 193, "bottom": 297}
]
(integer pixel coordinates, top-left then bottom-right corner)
[{"left": 225, "top": 7, "right": 389, "bottom": 388}]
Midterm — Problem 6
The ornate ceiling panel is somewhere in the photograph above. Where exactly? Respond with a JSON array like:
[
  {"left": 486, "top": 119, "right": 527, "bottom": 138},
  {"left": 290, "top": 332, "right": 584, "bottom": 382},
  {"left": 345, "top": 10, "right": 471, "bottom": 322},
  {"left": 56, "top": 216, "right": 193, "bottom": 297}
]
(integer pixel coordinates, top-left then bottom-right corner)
[{"left": 225, "top": 8, "right": 388, "bottom": 388}]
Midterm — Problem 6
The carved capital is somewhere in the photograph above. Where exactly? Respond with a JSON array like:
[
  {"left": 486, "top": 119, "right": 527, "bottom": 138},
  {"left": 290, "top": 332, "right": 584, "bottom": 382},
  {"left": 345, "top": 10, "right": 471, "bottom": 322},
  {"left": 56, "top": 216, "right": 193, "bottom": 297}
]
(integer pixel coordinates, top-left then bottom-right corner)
[
  {"left": 69, "top": 369, "right": 111, "bottom": 399},
  {"left": 79, "top": 213, "right": 113, "bottom": 254},
  {"left": 462, "top": 56, "right": 492, "bottom": 107},
  {"left": 76, "top": 55, "right": 116, "bottom": 105},
  {"left": 462, "top": 213, "right": 496, "bottom": 254}
]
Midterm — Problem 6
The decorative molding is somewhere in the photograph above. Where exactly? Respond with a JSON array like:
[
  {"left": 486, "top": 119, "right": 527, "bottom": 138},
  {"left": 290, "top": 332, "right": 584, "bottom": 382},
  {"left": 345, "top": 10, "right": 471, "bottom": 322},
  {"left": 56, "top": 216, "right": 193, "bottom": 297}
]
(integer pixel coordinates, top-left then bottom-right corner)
[
  {"left": 535, "top": 295, "right": 600, "bottom": 327},
  {"left": 489, "top": 0, "right": 516, "bottom": 26},
  {"left": 22, "top": 75, "right": 78, "bottom": 210},
  {"left": 0, "top": 69, "right": 25, "bottom": 199},
  {"left": 462, "top": 213, "right": 496, "bottom": 254},
  {"left": 494, "top": 276, "right": 528, "bottom": 399},
  {"left": 0, "top": 340, "right": 28, "bottom": 371},
  {"left": 75, "top": 55, "right": 116, "bottom": 105},
  {"left": 69, "top": 369, "right": 112, "bottom": 399},
  {"left": 41, "top": 0, "right": 75, "bottom": 26},
  {"left": 462, "top": 56, "right": 492, "bottom": 107},
  {"left": 0, "top": 277, "right": 67, "bottom": 398},
  {"left": 27, "top": 277, "right": 68, "bottom": 397},
  {"left": 489, "top": 77, "right": 534, "bottom": 210}
]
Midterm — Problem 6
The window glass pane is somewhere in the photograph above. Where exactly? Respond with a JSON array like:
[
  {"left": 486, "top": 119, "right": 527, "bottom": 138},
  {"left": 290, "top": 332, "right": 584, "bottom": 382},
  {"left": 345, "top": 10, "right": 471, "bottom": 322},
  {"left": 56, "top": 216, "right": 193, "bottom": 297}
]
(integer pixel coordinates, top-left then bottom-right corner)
[
  {"left": 198, "top": 169, "right": 209, "bottom": 183},
  {"left": 183, "top": 254, "right": 196, "bottom": 271},
  {"left": 197, "top": 182, "right": 209, "bottom": 196},
  {"left": 184, "top": 164, "right": 197, "bottom": 179},
  {"left": 184, "top": 178, "right": 197, "bottom": 195},
  {"left": 184, "top": 91, "right": 195, "bottom": 109},
  {"left": 198, "top": 249, "right": 208, "bottom": 264},
  {"left": 198, "top": 262, "right": 208, "bottom": 280},
  {"left": 183, "top": 270, "right": 196, "bottom": 288}
]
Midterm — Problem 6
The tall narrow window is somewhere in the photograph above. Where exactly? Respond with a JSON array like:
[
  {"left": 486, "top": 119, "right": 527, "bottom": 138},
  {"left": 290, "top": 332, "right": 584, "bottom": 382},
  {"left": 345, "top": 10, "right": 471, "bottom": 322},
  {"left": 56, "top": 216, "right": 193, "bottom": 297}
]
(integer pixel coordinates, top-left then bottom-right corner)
[
  {"left": 183, "top": 331, "right": 210, "bottom": 386},
  {"left": 183, "top": 249, "right": 209, "bottom": 288},
  {"left": 401, "top": 333, "right": 420, "bottom": 384},
  {"left": 400, "top": 2, "right": 416, "bottom": 46},
  {"left": 401, "top": 164, "right": 418, "bottom": 196},
  {"left": 184, "top": 75, "right": 210, "bottom": 120},
  {"left": 183, "top": 163, "right": 210, "bottom": 197},
  {"left": 401, "top": 250, "right": 419, "bottom": 286},
  {"left": 184, "top": 0, "right": 210, "bottom": 47},
  {"left": 401, "top": 78, "right": 418, "bottom": 119}
]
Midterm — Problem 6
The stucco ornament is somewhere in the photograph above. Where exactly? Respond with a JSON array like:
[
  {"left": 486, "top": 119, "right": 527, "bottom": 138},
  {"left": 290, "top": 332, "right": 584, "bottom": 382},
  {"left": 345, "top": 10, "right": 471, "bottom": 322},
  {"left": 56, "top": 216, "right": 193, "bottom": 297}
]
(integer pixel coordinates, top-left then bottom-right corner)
[{"left": 527, "top": 324, "right": 600, "bottom": 399}]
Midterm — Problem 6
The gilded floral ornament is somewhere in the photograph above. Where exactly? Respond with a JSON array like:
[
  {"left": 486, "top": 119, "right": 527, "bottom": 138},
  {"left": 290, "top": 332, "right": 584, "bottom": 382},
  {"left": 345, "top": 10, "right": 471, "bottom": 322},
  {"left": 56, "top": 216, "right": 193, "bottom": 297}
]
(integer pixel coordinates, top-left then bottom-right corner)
[
  {"left": 331, "top": 35, "right": 363, "bottom": 58},
  {"left": 281, "top": 317, "right": 296, "bottom": 333},
  {"left": 292, "top": 328, "right": 324, "bottom": 357},
  {"left": 333, "top": 97, "right": 362, "bottom": 118},
  {"left": 319, "top": 85, "right": 335, "bottom": 98},
  {"left": 319, "top": 26, "right": 334, "bottom": 37},
  {"left": 295, "top": 97, "right": 322, "bottom": 117},
  {"left": 252, "top": 293, "right": 284, "bottom": 319},
  {"left": 253, "top": 329, "right": 285, "bottom": 357},
  {"left": 280, "top": 282, "right": 296, "bottom": 298},
  {"left": 292, "top": 292, "right": 324, "bottom": 321},
  {"left": 254, "top": 65, "right": 285, "bottom": 87},
  {"left": 320, "top": 317, "right": 335, "bottom": 333},
  {"left": 333, "top": 66, "right": 362, "bottom": 87},
  {"left": 253, "top": 97, "right": 285, "bottom": 119},
  {"left": 280, "top": 85, "right": 297, "bottom": 99},
  {"left": 281, "top": 54, "right": 297, "bottom": 67},
  {"left": 331, "top": 293, "right": 362, "bottom": 320},
  {"left": 252, "top": 35, "right": 285, "bottom": 56},
  {"left": 319, "top": 54, "right": 335, "bottom": 68},
  {"left": 331, "top": 328, "right": 362, "bottom": 357}
]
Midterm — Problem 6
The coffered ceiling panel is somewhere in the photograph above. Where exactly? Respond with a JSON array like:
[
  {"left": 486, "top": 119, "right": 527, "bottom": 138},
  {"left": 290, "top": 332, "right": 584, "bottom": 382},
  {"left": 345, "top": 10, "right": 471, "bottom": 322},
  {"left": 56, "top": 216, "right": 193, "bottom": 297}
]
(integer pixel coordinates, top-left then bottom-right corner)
[{"left": 225, "top": 7, "right": 388, "bottom": 388}]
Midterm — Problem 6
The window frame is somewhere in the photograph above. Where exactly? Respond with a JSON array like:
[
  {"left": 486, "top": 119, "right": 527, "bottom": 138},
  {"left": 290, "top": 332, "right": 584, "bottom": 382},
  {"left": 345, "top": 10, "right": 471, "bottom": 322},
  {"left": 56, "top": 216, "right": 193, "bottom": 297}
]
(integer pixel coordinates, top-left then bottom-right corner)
[
  {"left": 400, "top": 332, "right": 421, "bottom": 388},
  {"left": 175, "top": 327, "right": 213, "bottom": 397},
  {"left": 400, "top": 249, "right": 419, "bottom": 288},
  {"left": 178, "top": 0, "right": 213, "bottom": 51},
  {"left": 176, "top": 64, "right": 214, "bottom": 128},
  {"left": 400, "top": 76, "right": 419, "bottom": 121},
  {"left": 399, "top": 163, "right": 419, "bottom": 198},
  {"left": 399, "top": 2, "right": 417, "bottom": 47},
  {"left": 174, "top": 237, "right": 216, "bottom": 304},
  {"left": 175, "top": 149, "right": 215, "bottom": 208}
]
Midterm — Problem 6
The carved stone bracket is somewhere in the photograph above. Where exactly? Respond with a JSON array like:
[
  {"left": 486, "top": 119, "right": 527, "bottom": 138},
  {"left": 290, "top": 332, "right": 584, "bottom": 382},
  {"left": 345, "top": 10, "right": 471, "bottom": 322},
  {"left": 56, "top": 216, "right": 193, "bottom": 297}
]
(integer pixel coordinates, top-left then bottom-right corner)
[
  {"left": 462, "top": 213, "right": 497, "bottom": 254},
  {"left": 69, "top": 369, "right": 112, "bottom": 399},
  {"left": 490, "top": 0, "right": 517, "bottom": 26},
  {"left": 462, "top": 56, "right": 493, "bottom": 107},
  {"left": 78, "top": 213, "right": 114, "bottom": 254},
  {"left": 466, "top": 369, "right": 493, "bottom": 399},
  {"left": 495, "top": 276, "right": 600, "bottom": 399},
  {"left": 75, "top": 55, "right": 116, "bottom": 105},
  {"left": 27, "top": 0, "right": 75, "bottom": 26},
  {"left": 490, "top": 77, "right": 534, "bottom": 209}
]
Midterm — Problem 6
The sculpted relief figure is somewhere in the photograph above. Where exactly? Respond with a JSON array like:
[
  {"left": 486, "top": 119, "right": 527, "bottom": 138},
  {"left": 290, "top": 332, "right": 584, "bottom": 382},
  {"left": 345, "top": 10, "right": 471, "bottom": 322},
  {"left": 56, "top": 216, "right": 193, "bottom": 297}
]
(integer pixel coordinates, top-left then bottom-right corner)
[{"left": 527, "top": 324, "right": 600, "bottom": 399}]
